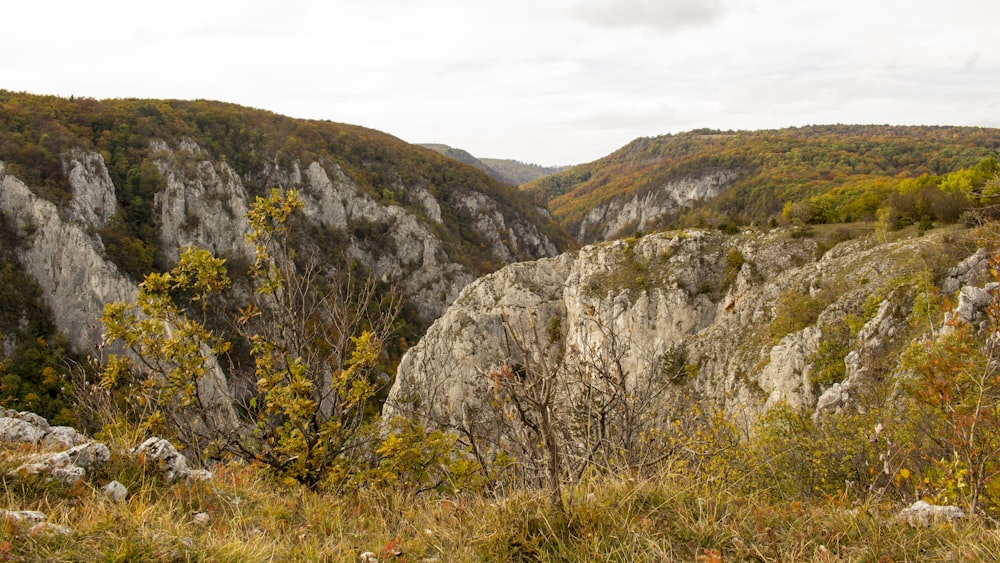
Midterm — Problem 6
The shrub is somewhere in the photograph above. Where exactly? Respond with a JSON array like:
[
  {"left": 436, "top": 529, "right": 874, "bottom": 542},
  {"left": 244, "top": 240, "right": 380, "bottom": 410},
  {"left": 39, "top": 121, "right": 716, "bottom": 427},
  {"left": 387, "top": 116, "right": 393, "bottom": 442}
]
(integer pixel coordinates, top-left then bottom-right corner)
[
  {"left": 902, "top": 267, "right": 1000, "bottom": 515},
  {"left": 101, "top": 189, "right": 402, "bottom": 487},
  {"left": 769, "top": 291, "right": 824, "bottom": 342}
]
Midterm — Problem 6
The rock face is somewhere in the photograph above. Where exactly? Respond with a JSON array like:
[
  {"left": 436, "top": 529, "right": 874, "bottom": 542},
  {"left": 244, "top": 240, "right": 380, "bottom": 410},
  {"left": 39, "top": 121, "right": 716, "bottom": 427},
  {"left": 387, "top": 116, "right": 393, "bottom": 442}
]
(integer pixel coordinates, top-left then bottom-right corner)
[
  {"left": 152, "top": 139, "right": 253, "bottom": 264},
  {"left": 574, "top": 169, "right": 740, "bottom": 242},
  {"left": 294, "top": 160, "right": 476, "bottom": 320},
  {"left": 62, "top": 148, "right": 118, "bottom": 228},
  {"left": 0, "top": 160, "right": 238, "bottom": 431},
  {"left": 1, "top": 131, "right": 562, "bottom": 356},
  {"left": 0, "top": 166, "right": 136, "bottom": 353},
  {"left": 386, "top": 228, "right": 978, "bottom": 429},
  {"left": 144, "top": 140, "right": 486, "bottom": 322}
]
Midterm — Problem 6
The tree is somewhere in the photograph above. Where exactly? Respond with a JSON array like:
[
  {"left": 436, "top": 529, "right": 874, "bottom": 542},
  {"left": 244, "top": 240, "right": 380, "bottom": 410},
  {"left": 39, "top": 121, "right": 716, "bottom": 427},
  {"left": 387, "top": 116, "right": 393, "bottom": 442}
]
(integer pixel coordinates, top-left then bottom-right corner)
[
  {"left": 237, "top": 188, "right": 402, "bottom": 486},
  {"left": 488, "top": 310, "right": 567, "bottom": 509},
  {"left": 101, "top": 246, "right": 239, "bottom": 459},
  {"left": 484, "top": 307, "right": 684, "bottom": 510},
  {"left": 102, "top": 188, "right": 401, "bottom": 486}
]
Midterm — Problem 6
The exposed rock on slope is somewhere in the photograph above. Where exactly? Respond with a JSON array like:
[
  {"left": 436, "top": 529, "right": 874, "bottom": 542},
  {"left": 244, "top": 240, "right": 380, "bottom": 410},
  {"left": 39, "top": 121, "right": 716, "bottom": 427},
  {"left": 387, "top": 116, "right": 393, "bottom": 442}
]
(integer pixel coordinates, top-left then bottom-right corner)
[
  {"left": 385, "top": 227, "right": 977, "bottom": 428},
  {"left": 574, "top": 169, "right": 740, "bottom": 241},
  {"left": 0, "top": 162, "right": 135, "bottom": 352},
  {"left": 525, "top": 126, "right": 1000, "bottom": 244},
  {"left": 152, "top": 139, "right": 252, "bottom": 264},
  {"left": 0, "top": 94, "right": 565, "bottom": 428},
  {"left": 0, "top": 161, "right": 240, "bottom": 431},
  {"left": 0, "top": 93, "right": 567, "bottom": 334},
  {"left": 146, "top": 140, "right": 483, "bottom": 320}
]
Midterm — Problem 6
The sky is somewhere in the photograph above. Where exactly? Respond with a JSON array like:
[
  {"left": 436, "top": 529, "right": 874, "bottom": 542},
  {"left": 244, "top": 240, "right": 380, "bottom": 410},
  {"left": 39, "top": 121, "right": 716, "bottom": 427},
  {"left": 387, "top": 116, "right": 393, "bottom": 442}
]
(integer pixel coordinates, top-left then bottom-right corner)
[{"left": 4, "top": 0, "right": 999, "bottom": 165}]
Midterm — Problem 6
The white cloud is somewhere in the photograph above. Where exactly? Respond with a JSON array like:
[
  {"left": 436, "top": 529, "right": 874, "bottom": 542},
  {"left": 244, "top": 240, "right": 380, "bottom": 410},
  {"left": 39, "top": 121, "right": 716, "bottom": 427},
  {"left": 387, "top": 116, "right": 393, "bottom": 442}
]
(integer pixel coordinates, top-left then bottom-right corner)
[{"left": 569, "top": 0, "right": 728, "bottom": 32}]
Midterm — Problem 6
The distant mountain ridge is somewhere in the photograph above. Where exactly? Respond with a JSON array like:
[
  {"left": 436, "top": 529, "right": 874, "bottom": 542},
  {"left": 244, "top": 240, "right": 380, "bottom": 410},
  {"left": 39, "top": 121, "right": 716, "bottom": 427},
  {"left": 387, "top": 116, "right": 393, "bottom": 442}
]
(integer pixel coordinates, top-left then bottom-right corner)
[
  {"left": 419, "top": 143, "right": 567, "bottom": 185},
  {"left": 524, "top": 125, "right": 1000, "bottom": 242}
]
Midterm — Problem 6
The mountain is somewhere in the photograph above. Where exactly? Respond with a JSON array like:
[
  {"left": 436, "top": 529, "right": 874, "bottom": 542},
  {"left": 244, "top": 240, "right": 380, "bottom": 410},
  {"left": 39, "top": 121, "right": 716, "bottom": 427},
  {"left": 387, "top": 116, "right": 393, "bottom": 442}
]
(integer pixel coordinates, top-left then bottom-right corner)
[
  {"left": 0, "top": 91, "right": 572, "bottom": 415},
  {"left": 524, "top": 125, "right": 1000, "bottom": 242},
  {"left": 419, "top": 144, "right": 566, "bottom": 185}
]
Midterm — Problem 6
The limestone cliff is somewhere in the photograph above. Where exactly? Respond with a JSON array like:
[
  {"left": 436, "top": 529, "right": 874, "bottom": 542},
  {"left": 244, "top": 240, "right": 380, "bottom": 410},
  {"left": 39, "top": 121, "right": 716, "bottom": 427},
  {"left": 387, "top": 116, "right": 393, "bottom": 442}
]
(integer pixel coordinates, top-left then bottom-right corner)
[
  {"left": 385, "top": 227, "right": 983, "bottom": 428},
  {"left": 0, "top": 163, "right": 134, "bottom": 352},
  {"left": 0, "top": 128, "right": 562, "bottom": 416},
  {"left": 0, "top": 162, "right": 238, "bottom": 431},
  {"left": 574, "top": 169, "right": 740, "bottom": 242},
  {"left": 1, "top": 138, "right": 560, "bottom": 427}
]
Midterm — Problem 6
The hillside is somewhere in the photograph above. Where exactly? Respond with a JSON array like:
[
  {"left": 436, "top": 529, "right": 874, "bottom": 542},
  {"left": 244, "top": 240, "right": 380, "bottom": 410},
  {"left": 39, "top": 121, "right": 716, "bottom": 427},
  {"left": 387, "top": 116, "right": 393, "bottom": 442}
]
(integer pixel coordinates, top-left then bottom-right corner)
[
  {"left": 0, "top": 91, "right": 572, "bottom": 420},
  {"left": 5, "top": 94, "right": 1000, "bottom": 558},
  {"left": 416, "top": 143, "right": 512, "bottom": 184},
  {"left": 3, "top": 222, "right": 1000, "bottom": 560},
  {"left": 0, "top": 93, "right": 572, "bottom": 278},
  {"left": 525, "top": 125, "right": 1000, "bottom": 242}
]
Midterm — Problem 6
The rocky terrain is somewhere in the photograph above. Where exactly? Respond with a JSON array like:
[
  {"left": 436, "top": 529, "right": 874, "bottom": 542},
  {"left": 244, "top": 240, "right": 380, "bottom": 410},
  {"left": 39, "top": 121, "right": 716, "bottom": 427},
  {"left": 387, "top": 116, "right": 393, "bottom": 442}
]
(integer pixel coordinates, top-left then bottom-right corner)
[
  {"left": 524, "top": 126, "right": 1000, "bottom": 243},
  {"left": 385, "top": 225, "right": 985, "bottom": 431},
  {"left": 573, "top": 169, "right": 741, "bottom": 241}
]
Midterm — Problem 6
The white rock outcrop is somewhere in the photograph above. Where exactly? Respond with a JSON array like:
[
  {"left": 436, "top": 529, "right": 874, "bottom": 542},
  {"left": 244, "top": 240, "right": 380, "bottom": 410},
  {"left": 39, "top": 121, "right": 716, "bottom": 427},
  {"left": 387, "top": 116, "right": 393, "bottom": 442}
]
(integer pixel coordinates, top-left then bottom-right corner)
[
  {"left": 14, "top": 441, "right": 111, "bottom": 484},
  {"left": 575, "top": 170, "right": 740, "bottom": 242},
  {"left": 0, "top": 162, "right": 239, "bottom": 433},
  {"left": 386, "top": 228, "right": 973, "bottom": 433},
  {"left": 152, "top": 139, "right": 253, "bottom": 264},
  {"left": 0, "top": 169, "right": 135, "bottom": 353},
  {"left": 61, "top": 149, "right": 117, "bottom": 227},
  {"left": 0, "top": 408, "right": 86, "bottom": 447},
  {"left": 132, "top": 436, "right": 211, "bottom": 482}
]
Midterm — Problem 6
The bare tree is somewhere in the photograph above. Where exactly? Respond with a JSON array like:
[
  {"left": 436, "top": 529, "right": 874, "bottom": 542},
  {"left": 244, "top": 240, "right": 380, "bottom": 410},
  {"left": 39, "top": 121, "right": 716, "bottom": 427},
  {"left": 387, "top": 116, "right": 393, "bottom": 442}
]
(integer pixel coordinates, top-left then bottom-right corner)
[
  {"left": 488, "top": 310, "right": 568, "bottom": 509},
  {"left": 483, "top": 306, "right": 687, "bottom": 508}
]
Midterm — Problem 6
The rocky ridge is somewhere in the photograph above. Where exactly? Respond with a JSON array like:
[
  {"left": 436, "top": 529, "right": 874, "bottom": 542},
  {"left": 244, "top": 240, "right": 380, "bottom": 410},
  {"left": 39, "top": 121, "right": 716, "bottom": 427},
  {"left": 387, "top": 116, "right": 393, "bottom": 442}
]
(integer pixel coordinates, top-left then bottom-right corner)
[
  {"left": 385, "top": 227, "right": 986, "bottom": 431},
  {"left": 0, "top": 134, "right": 562, "bottom": 424}
]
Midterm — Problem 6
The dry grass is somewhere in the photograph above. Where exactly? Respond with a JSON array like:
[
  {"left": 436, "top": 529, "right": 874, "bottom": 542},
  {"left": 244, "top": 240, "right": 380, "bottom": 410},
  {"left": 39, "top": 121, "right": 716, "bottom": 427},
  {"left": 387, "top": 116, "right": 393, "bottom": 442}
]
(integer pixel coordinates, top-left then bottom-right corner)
[{"left": 3, "top": 439, "right": 1000, "bottom": 562}]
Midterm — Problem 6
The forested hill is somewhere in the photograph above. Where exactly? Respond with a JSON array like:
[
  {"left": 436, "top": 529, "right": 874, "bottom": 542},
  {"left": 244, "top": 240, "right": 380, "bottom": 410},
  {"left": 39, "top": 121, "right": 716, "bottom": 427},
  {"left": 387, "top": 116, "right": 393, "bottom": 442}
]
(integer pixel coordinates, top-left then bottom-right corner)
[
  {"left": 0, "top": 91, "right": 574, "bottom": 419},
  {"left": 0, "top": 91, "right": 572, "bottom": 278},
  {"left": 524, "top": 125, "right": 1000, "bottom": 242},
  {"left": 419, "top": 143, "right": 567, "bottom": 186}
]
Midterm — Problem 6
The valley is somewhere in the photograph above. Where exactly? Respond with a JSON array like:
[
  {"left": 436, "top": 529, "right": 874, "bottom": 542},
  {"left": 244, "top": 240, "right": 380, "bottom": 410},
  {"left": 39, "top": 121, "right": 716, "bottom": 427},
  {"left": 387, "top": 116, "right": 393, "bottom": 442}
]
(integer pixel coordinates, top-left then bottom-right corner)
[{"left": 2, "top": 92, "right": 1000, "bottom": 560}]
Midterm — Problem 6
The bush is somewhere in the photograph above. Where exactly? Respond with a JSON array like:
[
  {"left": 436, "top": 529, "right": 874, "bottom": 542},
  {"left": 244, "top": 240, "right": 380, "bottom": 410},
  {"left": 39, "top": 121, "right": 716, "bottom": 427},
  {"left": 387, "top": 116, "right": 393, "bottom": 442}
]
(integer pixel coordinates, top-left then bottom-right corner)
[
  {"left": 769, "top": 290, "right": 824, "bottom": 342},
  {"left": 101, "top": 189, "right": 402, "bottom": 487}
]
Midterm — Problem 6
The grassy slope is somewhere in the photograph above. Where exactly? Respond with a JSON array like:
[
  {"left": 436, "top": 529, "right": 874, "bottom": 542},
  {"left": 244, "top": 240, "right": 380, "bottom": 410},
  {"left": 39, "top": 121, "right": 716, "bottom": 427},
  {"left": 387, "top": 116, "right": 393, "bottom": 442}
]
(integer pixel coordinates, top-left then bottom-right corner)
[{"left": 2, "top": 439, "right": 996, "bottom": 562}]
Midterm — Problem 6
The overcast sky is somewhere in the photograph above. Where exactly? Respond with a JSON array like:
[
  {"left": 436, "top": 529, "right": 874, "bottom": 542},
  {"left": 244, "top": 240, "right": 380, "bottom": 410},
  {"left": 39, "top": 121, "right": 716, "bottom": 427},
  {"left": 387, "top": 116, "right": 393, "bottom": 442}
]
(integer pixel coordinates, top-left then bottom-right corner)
[{"left": 5, "top": 0, "right": 999, "bottom": 165}]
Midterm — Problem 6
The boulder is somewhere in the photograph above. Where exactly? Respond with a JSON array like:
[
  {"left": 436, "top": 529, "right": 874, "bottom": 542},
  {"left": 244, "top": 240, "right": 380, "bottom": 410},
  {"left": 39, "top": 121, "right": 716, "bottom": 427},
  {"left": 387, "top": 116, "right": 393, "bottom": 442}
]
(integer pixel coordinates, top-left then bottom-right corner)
[
  {"left": 102, "top": 480, "right": 128, "bottom": 502},
  {"left": 14, "top": 441, "right": 111, "bottom": 484},
  {"left": 132, "top": 437, "right": 210, "bottom": 481},
  {"left": 0, "top": 416, "right": 48, "bottom": 443},
  {"left": 42, "top": 426, "right": 88, "bottom": 449},
  {"left": 896, "top": 500, "right": 966, "bottom": 527}
]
